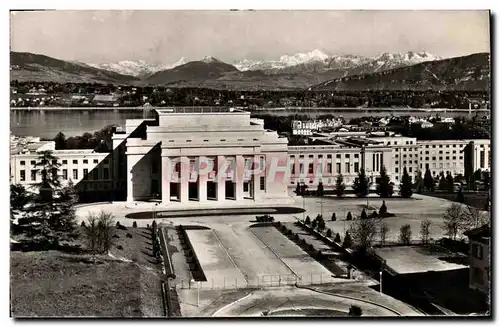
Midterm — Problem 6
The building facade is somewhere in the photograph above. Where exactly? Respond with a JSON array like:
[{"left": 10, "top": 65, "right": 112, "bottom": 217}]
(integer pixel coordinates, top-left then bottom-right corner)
[
  {"left": 123, "top": 107, "right": 291, "bottom": 204},
  {"left": 10, "top": 109, "right": 492, "bottom": 206},
  {"left": 464, "top": 225, "right": 490, "bottom": 295}
]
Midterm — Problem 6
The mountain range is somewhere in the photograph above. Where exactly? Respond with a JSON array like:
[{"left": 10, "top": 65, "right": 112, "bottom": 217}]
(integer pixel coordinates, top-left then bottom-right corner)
[{"left": 10, "top": 50, "right": 490, "bottom": 91}]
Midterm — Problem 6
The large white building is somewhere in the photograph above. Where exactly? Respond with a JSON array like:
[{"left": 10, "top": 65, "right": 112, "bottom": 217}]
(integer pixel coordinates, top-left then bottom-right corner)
[{"left": 10, "top": 108, "right": 492, "bottom": 205}]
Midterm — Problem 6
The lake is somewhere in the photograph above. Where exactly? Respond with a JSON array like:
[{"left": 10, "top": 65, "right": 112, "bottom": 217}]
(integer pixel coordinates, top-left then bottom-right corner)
[{"left": 10, "top": 108, "right": 482, "bottom": 138}]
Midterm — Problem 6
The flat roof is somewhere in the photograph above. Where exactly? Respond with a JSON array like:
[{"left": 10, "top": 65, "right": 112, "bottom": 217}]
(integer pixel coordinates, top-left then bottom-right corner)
[
  {"left": 374, "top": 246, "right": 468, "bottom": 275},
  {"left": 155, "top": 107, "right": 246, "bottom": 114}
]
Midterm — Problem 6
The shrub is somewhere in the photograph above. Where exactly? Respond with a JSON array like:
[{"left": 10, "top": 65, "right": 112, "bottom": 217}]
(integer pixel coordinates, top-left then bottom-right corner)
[
  {"left": 117, "top": 225, "right": 127, "bottom": 231},
  {"left": 334, "top": 233, "right": 342, "bottom": 243},
  {"left": 379, "top": 201, "right": 388, "bottom": 215},
  {"left": 399, "top": 224, "right": 412, "bottom": 245},
  {"left": 117, "top": 245, "right": 123, "bottom": 250},
  {"left": 348, "top": 305, "right": 362, "bottom": 316},
  {"left": 326, "top": 229, "right": 332, "bottom": 238},
  {"left": 331, "top": 213, "right": 336, "bottom": 221},
  {"left": 305, "top": 216, "right": 311, "bottom": 225},
  {"left": 126, "top": 233, "right": 133, "bottom": 238},
  {"left": 81, "top": 221, "right": 86, "bottom": 227},
  {"left": 116, "top": 221, "right": 121, "bottom": 227},
  {"left": 360, "top": 209, "right": 367, "bottom": 220},
  {"left": 371, "top": 211, "right": 378, "bottom": 218},
  {"left": 132, "top": 221, "right": 138, "bottom": 228},
  {"left": 346, "top": 212, "right": 353, "bottom": 221},
  {"left": 342, "top": 231, "right": 353, "bottom": 248}
]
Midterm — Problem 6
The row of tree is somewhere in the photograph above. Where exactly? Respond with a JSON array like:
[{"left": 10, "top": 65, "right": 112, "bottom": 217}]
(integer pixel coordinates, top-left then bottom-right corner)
[{"left": 295, "top": 167, "right": 413, "bottom": 198}]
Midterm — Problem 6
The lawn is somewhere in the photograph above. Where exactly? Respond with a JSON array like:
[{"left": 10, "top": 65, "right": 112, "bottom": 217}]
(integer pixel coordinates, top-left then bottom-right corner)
[
  {"left": 10, "top": 227, "right": 164, "bottom": 317},
  {"left": 419, "top": 191, "right": 489, "bottom": 210}
]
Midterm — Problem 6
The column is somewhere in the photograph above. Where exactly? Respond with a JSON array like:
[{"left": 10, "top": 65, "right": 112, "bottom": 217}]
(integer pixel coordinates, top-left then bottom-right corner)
[
  {"left": 198, "top": 157, "right": 208, "bottom": 202},
  {"left": 216, "top": 156, "right": 226, "bottom": 201},
  {"left": 179, "top": 156, "right": 189, "bottom": 203},
  {"left": 126, "top": 154, "right": 136, "bottom": 202},
  {"left": 253, "top": 154, "right": 261, "bottom": 200},
  {"left": 161, "top": 156, "right": 170, "bottom": 204},
  {"left": 235, "top": 155, "right": 245, "bottom": 201}
]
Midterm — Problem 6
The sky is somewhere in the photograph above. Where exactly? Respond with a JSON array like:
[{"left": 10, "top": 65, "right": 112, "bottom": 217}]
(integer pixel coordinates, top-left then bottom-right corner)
[{"left": 10, "top": 10, "right": 491, "bottom": 65}]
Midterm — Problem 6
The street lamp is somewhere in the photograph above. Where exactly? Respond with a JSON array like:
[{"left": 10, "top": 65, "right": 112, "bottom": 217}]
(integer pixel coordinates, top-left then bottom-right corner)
[{"left": 191, "top": 279, "right": 200, "bottom": 307}]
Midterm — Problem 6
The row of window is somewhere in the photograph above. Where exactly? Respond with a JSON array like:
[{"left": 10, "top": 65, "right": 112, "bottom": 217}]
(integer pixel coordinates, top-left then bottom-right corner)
[
  {"left": 422, "top": 150, "right": 459, "bottom": 155},
  {"left": 19, "top": 158, "right": 108, "bottom": 166},
  {"left": 290, "top": 154, "right": 360, "bottom": 159},
  {"left": 395, "top": 160, "right": 418, "bottom": 165},
  {"left": 291, "top": 162, "right": 360, "bottom": 175},
  {"left": 19, "top": 167, "right": 110, "bottom": 182},
  {"left": 422, "top": 156, "right": 463, "bottom": 161}
]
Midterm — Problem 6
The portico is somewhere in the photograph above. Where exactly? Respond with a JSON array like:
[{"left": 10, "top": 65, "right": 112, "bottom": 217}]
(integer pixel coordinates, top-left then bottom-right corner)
[{"left": 124, "top": 107, "right": 290, "bottom": 206}]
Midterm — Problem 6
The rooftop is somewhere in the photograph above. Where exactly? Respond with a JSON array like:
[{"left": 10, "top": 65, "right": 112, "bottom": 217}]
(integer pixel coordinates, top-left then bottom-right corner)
[
  {"left": 155, "top": 107, "right": 246, "bottom": 115},
  {"left": 374, "top": 246, "right": 468, "bottom": 275}
]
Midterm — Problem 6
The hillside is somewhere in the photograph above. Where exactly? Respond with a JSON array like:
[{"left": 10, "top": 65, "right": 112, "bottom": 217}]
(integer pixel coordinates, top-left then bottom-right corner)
[
  {"left": 146, "top": 57, "right": 239, "bottom": 85},
  {"left": 312, "top": 53, "right": 490, "bottom": 91},
  {"left": 10, "top": 52, "right": 138, "bottom": 84}
]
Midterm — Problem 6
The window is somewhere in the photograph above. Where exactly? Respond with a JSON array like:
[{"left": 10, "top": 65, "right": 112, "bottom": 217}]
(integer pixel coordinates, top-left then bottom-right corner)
[
  {"left": 299, "top": 155, "right": 304, "bottom": 158},
  {"left": 354, "top": 162, "right": 359, "bottom": 173},
  {"left": 432, "top": 157, "right": 436, "bottom": 160},
  {"left": 73, "top": 169, "right": 78, "bottom": 180},
  {"left": 336, "top": 163, "right": 341, "bottom": 174},
  {"left": 93, "top": 159, "right": 99, "bottom": 164},
  {"left": 308, "top": 163, "right": 313, "bottom": 174},
  {"left": 290, "top": 155, "right": 295, "bottom": 158},
  {"left": 318, "top": 154, "right": 323, "bottom": 158},
  {"left": 439, "top": 163, "right": 443, "bottom": 168},
  {"left": 62, "top": 169, "right": 68, "bottom": 180},
  {"left": 480, "top": 151, "right": 485, "bottom": 168},
  {"left": 395, "top": 148, "right": 399, "bottom": 152},
  {"left": 291, "top": 164, "right": 296, "bottom": 175},
  {"left": 62, "top": 160, "right": 67, "bottom": 165},
  {"left": 403, "top": 148, "right": 406, "bottom": 152},
  {"left": 345, "top": 154, "right": 350, "bottom": 159},
  {"left": 439, "top": 145, "right": 443, "bottom": 148},
  {"left": 73, "top": 160, "right": 78, "bottom": 164},
  {"left": 395, "top": 161, "right": 399, "bottom": 165},
  {"left": 395, "top": 154, "right": 399, "bottom": 158},
  {"left": 327, "top": 154, "right": 332, "bottom": 159},
  {"left": 425, "top": 157, "right": 429, "bottom": 161},
  {"left": 409, "top": 160, "right": 412, "bottom": 164},
  {"left": 446, "top": 145, "right": 449, "bottom": 148},
  {"left": 93, "top": 169, "right": 99, "bottom": 180},
  {"left": 472, "top": 243, "right": 484, "bottom": 260},
  {"left": 103, "top": 159, "right": 109, "bottom": 164},
  {"left": 453, "top": 144, "right": 456, "bottom": 148},
  {"left": 354, "top": 154, "right": 359, "bottom": 158},
  {"left": 403, "top": 161, "right": 407, "bottom": 165},
  {"left": 425, "top": 145, "right": 429, "bottom": 148},
  {"left": 345, "top": 162, "right": 350, "bottom": 174},
  {"left": 439, "top": 157, "right": 443, "bottom": 160},
  {"left": 83, "top": 168, "right": 88, "bottom": 177},
  {"left": 459, "top": 156, "right": 463, "bottom": 160},
  {"left": 336, "top": 154, "right": 341, "bottom": 159},
  {"left": 83, "top": 159, "right": 88, "bottom": 164},
  {"left": 299, "top": 164, "right": 304, "bottom": 174},
  {"left": 20, "top": 170, "right": 25, "bottom": 181},
  {"left": 308, "top": 155, "right": 314, "bottom": 158},
  {"left": 425, "top": 151, "right": 429, "bottom": 155},
  {"left": 409, "top": 167, "right": 412, "bottom": 173},
  {"left": 260, "top": 176, "right": 265, "bottom": 191},
  {"left": 439, "top": 151, "right": 443, "bottom": 154},
  {"left": 432, "top": 145, "right": 436, "bottom": 148},
  {"left": 30, "top": 170, "right": 36, "bottom": 181},
  {"left": 20, "top": 161, "right": 25, "bottom": 165},
  {"left": 327, "top": 163, "right": 332, "bottom": 173},
  {"left": 452, "top": 150, "right": 456, "bottom": 154}
]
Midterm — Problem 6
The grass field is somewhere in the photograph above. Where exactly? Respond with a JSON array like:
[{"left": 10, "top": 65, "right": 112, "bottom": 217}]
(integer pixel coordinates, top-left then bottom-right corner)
[{"left": 10, "top": 228, "right": 164, "bottom": 317}]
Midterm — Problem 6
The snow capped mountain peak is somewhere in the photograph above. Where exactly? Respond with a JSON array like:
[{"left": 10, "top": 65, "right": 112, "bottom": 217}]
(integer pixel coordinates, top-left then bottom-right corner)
[
  {"left": 279, "top": 49, "right": 329, "bottom": 66},
  {"left": 201, "top": 56, "right": 220, "bottom": 64},
  {"left": 85, "top": 58, "right": 189, "bottom": 76}
]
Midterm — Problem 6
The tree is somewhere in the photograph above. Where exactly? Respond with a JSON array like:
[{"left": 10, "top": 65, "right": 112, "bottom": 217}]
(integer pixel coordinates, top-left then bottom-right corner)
[
  {"left": 414, "top": 170, "right": 424, "bottom": 193},
  {"left": 33, "top": 150, "right": 62, "bottom": 191},
  {"left": 348, "top": 305, "right": 362, "bottom": 316},
  {"left": 317, "top": 181, "right": 324, "bottom": 197},
  {"left": 50, "top": 180, "right": 79, "bottom": 243},
  {"left": 456, "top": 188, "right": 465, "bottom": 203},
  {"left": 399, "top": 168, "right": 413, "bottom": 198},
  {"left": 424, "top": 168, "right": 434, "bottom": 192},
  {"left": 54, "top": 131, "right": 66, "bottom": 150},
  {"left": 346, "top": 212, "right": 353, "bottom": 221},
  {"left": 379, "top": 222, "right": 389, "bottom": 246},
  {"left": 300, "top": 183, "right": 308, "bottom": 196},
  {"left": 317, "top": 218, "right": 326, "bottom": 233},
  {"left": 379, "top": 201, "right": 388, "bottom": 216},
  {"left": 445, "top": 172, "right": 454, "bottom": 193},
  {"left": 360, "top": 208, "right": 367, "bottom": 220},
  {"left": 376, "top": 165, "right": 393, "bottom": 197},
  {"left": 334, "top": 174, "right": 346, "bottom": 197},
  {"left": 349, "top": 217, "right": 378, "bottom": 252},
  {"left": 334, "top": 233, "right": 341, "bottom": 243},
  {"left": 438, "top": 175, "right": 447, "bottom": 191},
  {"left": 473, "top": 169, "right": 482, "bottom": 181},
  {"left": 353, "top": 168, "right": 369, "bottom": 197},
  {"left": 311, "top": 219, "right": 318, "bottom": 230},
  {"left": 305, "top": 216, "right": 311, "bottom": 225},
  {"left": 462, "top": 205, "right": 489, "bottom": 231},
  {"left": 442, "top": 203, "right": 464, "bottom": 241},
  {"left": 331, "top": 213, "right": 336, "bottom": 221},
  {"left": 10, "top": 184, "right": 30, "bottom": 228},
  {"left": 342, "top": 231, "right": 353, "bottom": 248},
  {"left": 82, "top": 213, "right": 100, "bottom": 255},
  {"left": 420, "top": 219, "right": 432, "bottom": 244},
  {"left": 399, "top": 224, "right": 412, "bottom": 245}
]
